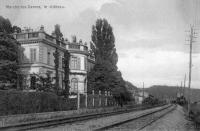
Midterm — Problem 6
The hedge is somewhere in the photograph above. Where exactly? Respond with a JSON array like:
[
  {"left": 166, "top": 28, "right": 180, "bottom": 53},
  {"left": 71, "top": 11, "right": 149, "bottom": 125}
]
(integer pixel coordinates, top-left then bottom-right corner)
[{"left": 0, "top": 90, "right": 77, "bottom": 116}]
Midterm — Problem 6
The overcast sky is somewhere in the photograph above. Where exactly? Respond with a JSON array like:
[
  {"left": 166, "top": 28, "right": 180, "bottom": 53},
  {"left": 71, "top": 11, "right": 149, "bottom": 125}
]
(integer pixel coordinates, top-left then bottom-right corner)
[{"left": 0, "top": 0, "right": 200, "bottom": 88}]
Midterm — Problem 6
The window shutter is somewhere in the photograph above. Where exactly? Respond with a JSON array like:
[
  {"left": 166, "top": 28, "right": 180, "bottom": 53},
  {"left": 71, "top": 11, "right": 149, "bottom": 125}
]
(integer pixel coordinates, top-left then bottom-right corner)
[
  {"left": 33, "top": 49, "right": 36, "bottom": 62},
  {"left": 85, "top": 57, "right": 87, "bottom": 70},
  {"left": 30, "top": 48, "right": 33, "bottom": 62},
  {"left": 77, "top": 57, "right": 80, "bottom": 69}
]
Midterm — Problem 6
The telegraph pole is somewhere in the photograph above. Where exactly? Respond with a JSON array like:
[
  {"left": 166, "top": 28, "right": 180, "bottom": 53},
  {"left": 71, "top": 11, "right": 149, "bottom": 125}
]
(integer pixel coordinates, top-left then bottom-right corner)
[
  {"left": 183, "top": 74, "right": 186, "bottom": 97},
  {"left": 85, "top": 79, "right": 88, "bottom": 108},
  {"left": 188, "top": 26, "right": 195, "bottom": 115}
]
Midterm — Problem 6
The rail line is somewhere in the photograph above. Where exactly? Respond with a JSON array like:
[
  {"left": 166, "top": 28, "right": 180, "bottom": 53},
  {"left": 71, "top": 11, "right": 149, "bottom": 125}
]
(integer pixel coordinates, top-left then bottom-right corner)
[
  {"left": 137, "top": 105, "right": 176, "bottom": 131},
  {"left": 94, "top": 104, "right": 176, "bottom": 131},
  {"left": 0, "top": 104, "right": 166, "bottom": 131}
]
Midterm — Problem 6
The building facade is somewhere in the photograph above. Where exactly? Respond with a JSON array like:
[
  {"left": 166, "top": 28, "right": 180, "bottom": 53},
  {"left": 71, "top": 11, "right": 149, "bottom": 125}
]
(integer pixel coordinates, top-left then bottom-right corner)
[
  {"left": 13, "top": 26, "right": 95, "bottom": 95},
  {"left": 135, "top": 90, "right": 149, "bottom": 104}
]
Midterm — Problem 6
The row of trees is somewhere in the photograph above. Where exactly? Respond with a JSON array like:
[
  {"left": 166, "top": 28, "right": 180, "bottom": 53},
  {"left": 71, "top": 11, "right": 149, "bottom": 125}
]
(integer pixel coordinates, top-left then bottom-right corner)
[{"left": 87, "top": 19, "right": 132, "bottom": 105}]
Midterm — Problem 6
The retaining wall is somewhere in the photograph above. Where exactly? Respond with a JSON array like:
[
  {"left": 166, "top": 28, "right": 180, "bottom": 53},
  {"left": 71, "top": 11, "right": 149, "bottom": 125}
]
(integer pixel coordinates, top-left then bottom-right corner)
[{"left": 0, "top": 105, "right": 126, "bottom": 127}]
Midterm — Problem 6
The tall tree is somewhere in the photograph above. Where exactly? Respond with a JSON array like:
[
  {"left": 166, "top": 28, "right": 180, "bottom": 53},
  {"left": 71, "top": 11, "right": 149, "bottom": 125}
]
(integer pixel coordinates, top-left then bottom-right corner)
[
  {"left": 53, "top": 24, "right": 63, "bottom": 92},
  {"left": 88, "top": 18, "right": 131, "bottom": 104},
  {"left": 63, "top": 50, "right": 70, "bottom": 98},
  {"left": 0, "top": 16, "right": 21, "bottom": 88},
  {"left": 53, "top": 48, "right": 59, "bottom": 92},
  {"left": 54, "top": 24, "right": 63, "bottom": 40}
]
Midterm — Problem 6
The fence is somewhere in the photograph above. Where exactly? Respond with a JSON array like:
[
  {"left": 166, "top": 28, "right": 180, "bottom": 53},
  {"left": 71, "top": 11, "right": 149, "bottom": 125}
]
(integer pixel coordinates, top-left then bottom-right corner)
[{"left": 78, "top": 90, "right": 117, "bottom": 109}]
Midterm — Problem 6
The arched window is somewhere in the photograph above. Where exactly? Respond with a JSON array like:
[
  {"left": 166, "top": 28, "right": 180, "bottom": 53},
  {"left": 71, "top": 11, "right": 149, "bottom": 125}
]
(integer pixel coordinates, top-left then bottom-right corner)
[{"left": 71, "top": 78, "right": 78, "bottom": 92}]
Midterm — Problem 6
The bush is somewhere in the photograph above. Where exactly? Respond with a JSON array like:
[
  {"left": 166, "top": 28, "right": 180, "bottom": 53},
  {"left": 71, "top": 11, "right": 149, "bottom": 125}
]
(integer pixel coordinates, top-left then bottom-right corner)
[
  {"left": 142, "top": 96, "right": 161, "bottom": 106},
  {"left": 0, "top": 90, "right": 76, "bottom": 116}
]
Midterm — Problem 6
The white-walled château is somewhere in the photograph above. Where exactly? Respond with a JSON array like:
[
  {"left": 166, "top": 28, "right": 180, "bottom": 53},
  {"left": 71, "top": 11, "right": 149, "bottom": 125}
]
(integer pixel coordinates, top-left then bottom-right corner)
[{"left": 12, "top": 26, "right": 95, "bottom": 95}]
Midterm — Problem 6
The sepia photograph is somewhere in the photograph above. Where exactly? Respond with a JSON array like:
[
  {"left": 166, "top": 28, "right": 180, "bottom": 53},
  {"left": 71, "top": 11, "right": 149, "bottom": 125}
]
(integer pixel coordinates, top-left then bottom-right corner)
[{"left": 0, "top": 0, "right": 200, "bottom": 130}]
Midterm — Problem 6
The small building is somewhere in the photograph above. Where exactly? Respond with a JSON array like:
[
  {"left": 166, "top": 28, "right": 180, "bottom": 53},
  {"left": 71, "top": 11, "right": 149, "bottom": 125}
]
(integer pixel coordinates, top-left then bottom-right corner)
[{"left": 135, "top": 90, "right": 149, "bottom": 104}]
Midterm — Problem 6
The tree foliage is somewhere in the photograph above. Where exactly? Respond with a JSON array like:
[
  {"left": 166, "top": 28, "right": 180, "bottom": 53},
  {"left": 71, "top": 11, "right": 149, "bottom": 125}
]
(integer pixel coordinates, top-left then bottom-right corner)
[
  {"left": 31, "top": 73, "right": 54, "bottom": 92},
  {"left": 12, "top": 26, "right": 21, "bottom": 33},
  {"left": 0, "top": 16, "right": 21, "bottom": 87},
  {"left": 53, "top": 48, "right": 59, "bottom": 92},
  {"left": 142, "top": 95, "right": 160, "bottom": 105},
  {"left": 54, "top": 24, "right": 63, "bottom": 39},
  {"left": 0, "top": 16, "right": 13, "bottom": 34},
  {"left": 88, "top": 18, "right": 131, "bottom": 104}
]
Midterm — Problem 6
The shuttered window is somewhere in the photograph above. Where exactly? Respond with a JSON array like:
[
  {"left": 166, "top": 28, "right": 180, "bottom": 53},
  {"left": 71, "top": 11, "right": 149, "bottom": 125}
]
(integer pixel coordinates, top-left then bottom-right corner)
[
  {"left": 70, "top": 56, "right": 80, "bottom": 70},
  {"left": 30, "top": 48, "right": 36, "bottom": 62}
]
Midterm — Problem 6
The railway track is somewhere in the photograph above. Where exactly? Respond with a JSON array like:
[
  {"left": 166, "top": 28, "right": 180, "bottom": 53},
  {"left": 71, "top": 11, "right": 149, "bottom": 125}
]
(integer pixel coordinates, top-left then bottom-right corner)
[
  {"left": 0, "top": 104, "right": 166, "bottom": 131},
  {"left": 94, "top": 104, "right": 176, "bottom": 131}
]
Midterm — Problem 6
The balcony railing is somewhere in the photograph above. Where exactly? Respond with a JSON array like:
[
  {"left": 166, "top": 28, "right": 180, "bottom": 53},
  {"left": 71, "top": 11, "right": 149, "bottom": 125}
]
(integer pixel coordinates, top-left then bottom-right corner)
[
  {"left": 28, "top": 32, "right": 39, "bottom": 38},
  {"left": 16, "top": 34, "right": 26, "bottom": 39},
  {"left": 16, "top": 32, "right": 39, "bottom": 40},
  {"left": 69, "top": 44, "right": 80, "bottom": 50},
  {"left": 15, "top": 32, "right": 91, "bottom": 51}
]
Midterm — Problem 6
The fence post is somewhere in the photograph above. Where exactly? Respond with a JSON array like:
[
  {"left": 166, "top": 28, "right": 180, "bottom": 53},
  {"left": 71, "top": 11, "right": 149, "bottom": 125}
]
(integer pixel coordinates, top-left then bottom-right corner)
[
  {"left": 99, "top": 90, "right": 101, "bottom": 107},
  {"left": 105, "top": 91, "right": 107, "bottom": 106},
  {"left": 85, "top": 79, "right": 87, "bottom": 108},
  {"left": 77, "top": 90, "right": 80, "bottom": 110},
  {"left": 108, "top": 91, "right": 110, "bottom": 106},
  {"left": 92, "top": 90, "right": 94, "bottom": 107}
]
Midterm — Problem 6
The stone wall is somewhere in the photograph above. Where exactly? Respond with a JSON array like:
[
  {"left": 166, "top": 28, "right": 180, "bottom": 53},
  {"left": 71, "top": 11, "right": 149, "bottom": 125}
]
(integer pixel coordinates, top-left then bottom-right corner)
[{"left": 0, "top": 105, "right": 123, "bottom": 128}]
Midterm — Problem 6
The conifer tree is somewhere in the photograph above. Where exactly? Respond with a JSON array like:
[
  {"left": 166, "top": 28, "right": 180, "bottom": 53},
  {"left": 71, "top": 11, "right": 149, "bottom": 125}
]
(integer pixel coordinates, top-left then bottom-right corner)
[
  {"left": 53, "top": 24, "right": 63, "bottom": 92},
  {"left": 63, "top": 50, "right": 70, "bottom": 98},
  {"left": 88, "top": 18, "right": 131, "bottom": 104}
]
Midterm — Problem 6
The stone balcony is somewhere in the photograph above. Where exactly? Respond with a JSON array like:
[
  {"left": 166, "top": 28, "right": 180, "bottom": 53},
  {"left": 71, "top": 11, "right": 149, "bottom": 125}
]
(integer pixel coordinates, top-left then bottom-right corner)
[
  {"left": 12, "top": 30, "right": 66, "bottom": 49},
  {"left": 13, "top": 31, "right": 90, "bottom": 53},
  {"left": 66, "top": 43, "right": 88, "bottom": 52}
]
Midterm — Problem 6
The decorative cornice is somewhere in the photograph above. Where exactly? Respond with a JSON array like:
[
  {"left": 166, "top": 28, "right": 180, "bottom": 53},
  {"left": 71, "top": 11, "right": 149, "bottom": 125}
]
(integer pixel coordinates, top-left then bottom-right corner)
[
  {"left": 19, "top": 38, "right": 66, "bottom": 52},
  {"left": 68, "top": 49, "right": 89, "bottom": 55},
  {"left": 20, "top": 63, "right": 64, "bottom": 72}
]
